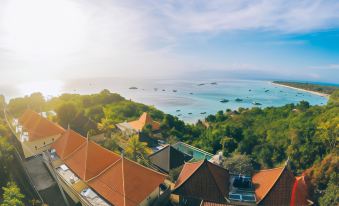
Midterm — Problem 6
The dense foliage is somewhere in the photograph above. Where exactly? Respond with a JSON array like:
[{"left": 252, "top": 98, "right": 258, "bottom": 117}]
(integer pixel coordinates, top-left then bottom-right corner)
[
  {"left": 273, "top": 81, "right": 339, "bottom": 94},
  {"left": 1, "top": 182, "right": 24, "bottom": 206},
  {"left": 4, "top": 88, "right": 339, "bottom": 204},
  {"left": 319, "top": 173, "right": 339, "bottom": 206}
]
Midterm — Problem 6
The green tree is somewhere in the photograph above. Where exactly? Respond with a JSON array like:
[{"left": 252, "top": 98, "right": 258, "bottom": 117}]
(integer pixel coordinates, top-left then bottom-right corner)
[
  {"left": 223, "top": 153, "right": 254, "bottom": 175},
  {"left": 319, "top": 173, "right": 339, "bottom": 206},
  {"left": 102, "top": 136, "right": 120, "bottom": 153},
  {"left": 1, "top": 182, "right": 25, "bottom": 206},
  {"left": 124, "top": 135, "right": 151, "bottom": 161},
  {"left": 0, "top": 138, "right": 14, "bottom": 188},
  {"left": 220, "top": 136, "right": 237, "bottom": 156},
  {"left": 98, "top": 117, "right": 115, "bottom": 137},
  {"left": 317, "top": 117, "right": 339, "bottom": 152},
  {"left": 56, "top": 102, "right": 78, "bottom": 127}
]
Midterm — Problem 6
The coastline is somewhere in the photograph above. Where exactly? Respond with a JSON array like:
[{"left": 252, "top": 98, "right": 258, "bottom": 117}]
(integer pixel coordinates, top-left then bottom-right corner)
[{"left": 271, "top": 82, "right": 330, "bottom": 98}]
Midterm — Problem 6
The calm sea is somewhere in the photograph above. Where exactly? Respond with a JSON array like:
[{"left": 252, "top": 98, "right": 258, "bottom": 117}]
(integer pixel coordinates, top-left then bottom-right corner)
[
  {"left": 3, "top": 78, "right": 328, "bottom": 123},
  {"left": 61, "top": 78, "right": 328, "bottom": 123}
]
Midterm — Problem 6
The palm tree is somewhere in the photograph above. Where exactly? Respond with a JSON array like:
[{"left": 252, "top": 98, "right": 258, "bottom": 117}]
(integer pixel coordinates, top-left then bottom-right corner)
[
  {"left": 97, "top": 117, "right": 115, "bottom": 137},
  {"left": 124, "top": 135, "right": 151, "bottom": 161}
]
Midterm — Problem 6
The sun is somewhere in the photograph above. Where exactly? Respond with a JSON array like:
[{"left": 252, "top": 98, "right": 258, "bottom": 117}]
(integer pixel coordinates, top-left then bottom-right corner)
[{"left": 2, "top": 0, "right": 87, "bottom": 57}]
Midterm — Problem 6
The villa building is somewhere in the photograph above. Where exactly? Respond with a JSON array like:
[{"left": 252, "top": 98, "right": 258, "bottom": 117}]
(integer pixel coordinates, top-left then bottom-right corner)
[
  {"left": 47, "top": 129, "right": 169, "bottom": 206},
  {"left": 149, "top": 145, "right": 193, "bottom": 173},
  {"left": 14, "top": 109, "right": 65, "bottom": 158},
  {"left": 172, "top": 159, "right": 313, "bottom": 206},
  {"left": 116, "top": 112, "right": 160, "bottom": 136}
]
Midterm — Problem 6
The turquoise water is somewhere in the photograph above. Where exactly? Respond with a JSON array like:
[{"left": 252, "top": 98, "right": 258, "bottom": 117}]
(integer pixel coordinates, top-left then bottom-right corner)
[
  {"left": 61, "top": 78, "right": 328, "bottom": 123},
  {"left": 6, "top": 78, "right": 328, "bottom": 123}
]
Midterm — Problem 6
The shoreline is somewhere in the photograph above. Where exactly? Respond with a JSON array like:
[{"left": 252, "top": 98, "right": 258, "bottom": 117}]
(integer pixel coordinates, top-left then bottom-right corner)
[{"left": 271, "top": 82, "right": 330, "bottom": 98}]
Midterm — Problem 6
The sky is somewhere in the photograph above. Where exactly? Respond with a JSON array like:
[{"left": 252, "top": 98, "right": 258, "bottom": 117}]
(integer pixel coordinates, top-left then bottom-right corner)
[{"left": 0, "top": 0, "right": 339, "bottom": 87}]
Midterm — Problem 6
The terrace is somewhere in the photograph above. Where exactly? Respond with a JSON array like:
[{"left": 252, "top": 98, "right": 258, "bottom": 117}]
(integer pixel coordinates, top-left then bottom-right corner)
[
  {"left": 228, "top": 175, "right": 256, "bottom": 205},
  {"left": 80, "top": 188, "right": 111, "bottom": 206},
  {"left": 56, "top": 164, "right": 80, "bottom": 185},
  {"left": 172, "top": 142, "right": 213, "bottom": 161}
]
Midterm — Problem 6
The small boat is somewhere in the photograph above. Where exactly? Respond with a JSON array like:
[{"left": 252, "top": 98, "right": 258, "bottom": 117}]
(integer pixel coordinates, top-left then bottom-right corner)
[
  {"left": 189, "top": 92, "right": 194, "bottom": 95},
  {"left": 252, "top": 102, "right": 262, "bottom": 105},
  {"left": 188, "top": 112, "right": 192, "bottom": 115},
  {"left": 248, "top": 89, "right": 251, "bottom": 92},
  {"left": 129, "top": 86, "right": 138, "bottom": 90},
  {"left": 173, "top": 90, "right": 177, "bottom": 92},
  {"left": 210, "top": 82, "right": 217, "bottom": 85},
  {"left": 265, "top": 90, "right": 270, "bottom": 92},
  {"left": 178, "top": 114, "right": 182, "bottom": 116},
  {"left": 198, "top": 83, "right": 205, "bottom": 86},
  {"left": 162, "top": 89, "right": 166, "bottom": 91},
  {"left": 220, "top": 99, "right": 229, "bottom": 103},
  {"left": 235, "top": 98, "right": 243, "bottom": 102},
  {"left": 176, "top": 110, "right": 181, "bottom": 112},
  {"left": 200, "top": 112, "right": 206, "bottom": 114}
]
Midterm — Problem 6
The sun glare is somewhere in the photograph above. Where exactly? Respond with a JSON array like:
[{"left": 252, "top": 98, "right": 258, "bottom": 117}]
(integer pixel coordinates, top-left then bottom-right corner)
[
  {"left": 18, "top": 80, "right": 64, "bottom": 98},
  {"left": 2, "top": 0, "right": 87, "bottom": 57}
]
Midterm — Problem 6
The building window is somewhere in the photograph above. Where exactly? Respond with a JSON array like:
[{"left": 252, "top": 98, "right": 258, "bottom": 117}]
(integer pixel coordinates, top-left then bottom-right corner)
[
  {"left": 43, "top": 142, "right": 46, "bottom": 145},
  {"left": 35, "top": 146, "right": 37, "bottom": 150},
  {"left": 52, "top": 138, "right": 54, "bottom": 141}
]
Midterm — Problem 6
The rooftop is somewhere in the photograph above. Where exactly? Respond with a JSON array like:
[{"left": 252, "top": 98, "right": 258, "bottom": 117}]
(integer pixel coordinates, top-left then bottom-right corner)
[
  {"left": 18, "top": 109, "right": 65, "bottom": 141},
  {"left": 251, "top": 166, "right": 285, "bottom": 203},
  {"left": 51, "top": 129, "right": 166, "bottom": 206},
  {"left": 122, "top": 112, "right": 160, "bottom": 132},
  {"left": 173, "top": 159, "right": 230, "bottom": 203},
  {"left": 174, "top": 159, "right": 312, "bottom": 206},
  {"left": 149, "top": 144, "right": 193, "bottom": 173}
]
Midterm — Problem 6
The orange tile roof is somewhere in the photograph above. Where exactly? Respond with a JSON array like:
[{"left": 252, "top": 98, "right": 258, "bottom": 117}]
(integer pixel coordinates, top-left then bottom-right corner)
[
  {"left": 88, "top": 158, "right": 166, "bottom": 206},
  {"left": 128, "top": 112, "right": 160, "bottom": 132},
  {"left": 56, "top": 135, "right": 166, "bottom": 206},
  {"left": 52, "top": 129, "right": 86, "bottom": 159},
  {"left": 252, "top": 166, "right": 285, "bottom": 203},
  {"left": 18, "top": 109, "right": 65, "bottom": 141},
  {"left": 64, "top": 140, "right": 120, "bottom": 181},
  {"left": 174, "top": 160, "right": 204, "bottom": 189},
  {"left": 173, "top": 159, "right": 230, "bottom": 203}
]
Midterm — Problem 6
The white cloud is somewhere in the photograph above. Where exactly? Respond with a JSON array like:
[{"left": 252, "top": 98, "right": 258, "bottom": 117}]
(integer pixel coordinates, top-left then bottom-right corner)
[
  {"left": 0, "top": 0, "right": 339, "bottom": 84},
  {"left": 131, "top": 0, "right": 339, "bottom": 35},
  {"left": 328, "top": 64, "right": 339, "bottom": 69}
]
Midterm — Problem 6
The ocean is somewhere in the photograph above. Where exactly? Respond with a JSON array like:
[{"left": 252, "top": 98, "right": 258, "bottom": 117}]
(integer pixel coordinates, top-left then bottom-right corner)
[{"left": 5, "top": 78, "right": 328, "bottom": 123}]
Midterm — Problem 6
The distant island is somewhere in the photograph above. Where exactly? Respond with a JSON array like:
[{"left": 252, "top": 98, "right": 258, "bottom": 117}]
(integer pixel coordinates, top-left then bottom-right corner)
[{"left": 272, "top": 81, "right": 339, "bottom": 97}]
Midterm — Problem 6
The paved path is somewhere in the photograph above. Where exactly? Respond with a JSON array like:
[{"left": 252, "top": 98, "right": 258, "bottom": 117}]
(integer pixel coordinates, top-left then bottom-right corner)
[
  {"left": 23, "top": 155, "right": 75, "bottom": 206},
  {"left": 24, "top": 155, "right": 55, "bottom": 191}
]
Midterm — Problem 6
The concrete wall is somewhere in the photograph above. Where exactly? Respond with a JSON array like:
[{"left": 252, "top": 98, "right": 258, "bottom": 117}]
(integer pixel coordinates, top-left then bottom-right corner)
[
  {"left": 140, "top": 185, "right": 170, "bottom": 206},
  {"left": 22, "top": 134, "right": 61, "bottom": 158}
]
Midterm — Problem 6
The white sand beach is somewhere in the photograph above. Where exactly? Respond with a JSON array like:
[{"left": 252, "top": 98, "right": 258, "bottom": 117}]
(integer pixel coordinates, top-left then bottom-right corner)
[{"left": 271, "top": 82, "right": 330, "bottom": 98}]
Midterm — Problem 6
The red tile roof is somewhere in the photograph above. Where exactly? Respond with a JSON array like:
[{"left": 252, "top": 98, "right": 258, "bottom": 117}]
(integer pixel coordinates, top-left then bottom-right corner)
[
  {"left": 52, "top": 129, "right": 86, "bottom": 159},
  {"left": 174, "top": 160, "right": 204, "bottom": 189},
  {"left": 19, "top": 109, "right": 65, "bottom": 141},
  {"left": 128, "top": 112, "right": 160, "bottom": 132},
  {"left": 63, "top": 140, "right": 120, "bottom": 181},
  {"left": 52, "top": 129, "right": 166, "bottom": 206},
  {"left": 88, "top": 158, "right": 166, "bottom": 206},
  {"left": 173, "top": 160, "right": 230, "bottom": 203},
  {"left": 252, "top": 166, "right": 286, "bottom": 203}
]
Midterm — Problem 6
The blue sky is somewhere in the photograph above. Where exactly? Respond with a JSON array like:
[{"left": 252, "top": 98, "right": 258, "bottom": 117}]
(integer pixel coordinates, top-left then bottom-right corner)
[{"left": 0, "top": 0, "right": 339, "bottom": 85}]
